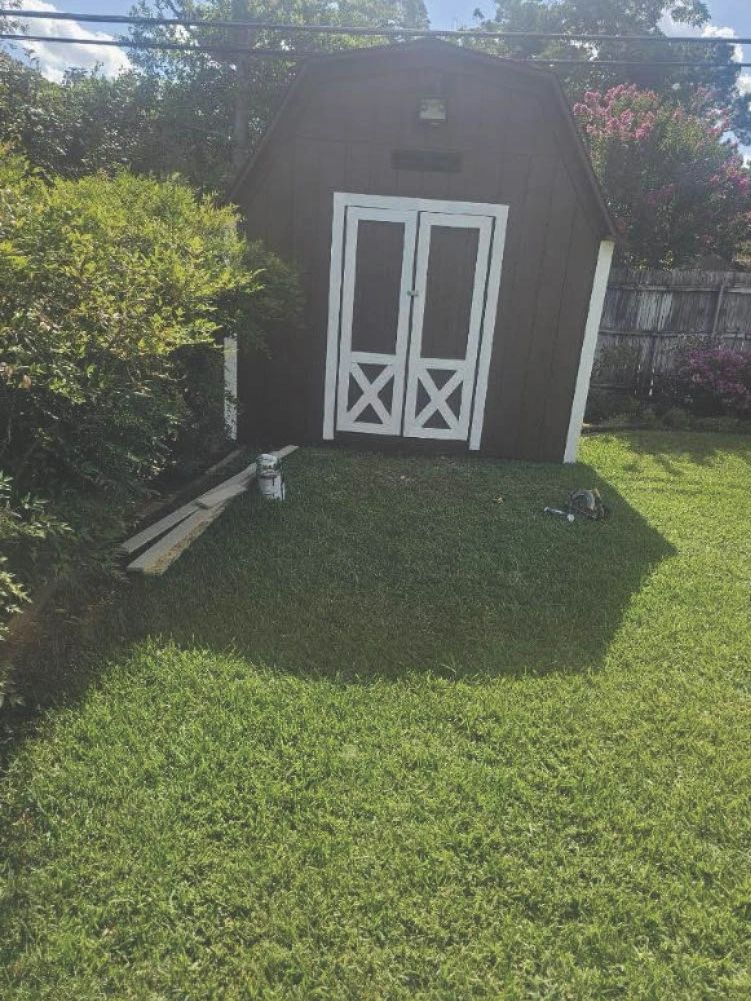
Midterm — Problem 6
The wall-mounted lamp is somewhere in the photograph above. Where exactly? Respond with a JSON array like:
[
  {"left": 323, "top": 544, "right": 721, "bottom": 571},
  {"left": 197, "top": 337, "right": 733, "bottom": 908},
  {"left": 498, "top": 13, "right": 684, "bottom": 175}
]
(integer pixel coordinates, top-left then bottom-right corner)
[{"left": 418, "top": 98, "right": 447, "bottom": 124}]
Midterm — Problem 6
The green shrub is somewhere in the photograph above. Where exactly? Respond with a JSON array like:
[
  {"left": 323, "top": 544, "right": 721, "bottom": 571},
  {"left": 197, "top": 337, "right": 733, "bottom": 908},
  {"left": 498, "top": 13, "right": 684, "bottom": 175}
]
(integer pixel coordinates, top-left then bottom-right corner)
[
  {"left": 0, "top": 472, "right": 70, "bottom": 644},
  {"left": 585, "top": 388, "right": 642, "bottom": 424},
  {"left": 171, "top": 240, "right": 304, "bottom": 474},
  {"left": 0, "top": 154, "right": 302, "bottom": 652},
  {"left": 660, "top": 406, "right": 692, "bottom": 429},
  {"left": 0, "top": 154, "right": 255, "bottom": 502}
]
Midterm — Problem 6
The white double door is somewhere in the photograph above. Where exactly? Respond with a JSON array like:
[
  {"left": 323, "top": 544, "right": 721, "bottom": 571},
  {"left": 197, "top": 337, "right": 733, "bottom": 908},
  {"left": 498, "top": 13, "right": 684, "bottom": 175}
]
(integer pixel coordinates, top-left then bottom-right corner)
[{"left": 324, "top": 194, "right": 508, "bottom": 449}]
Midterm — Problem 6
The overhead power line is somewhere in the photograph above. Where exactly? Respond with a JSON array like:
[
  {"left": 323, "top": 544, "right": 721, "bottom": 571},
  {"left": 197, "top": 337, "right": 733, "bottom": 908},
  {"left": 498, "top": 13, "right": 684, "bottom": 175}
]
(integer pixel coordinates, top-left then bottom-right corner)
[
  {"left": 0, "top": 32, "right": 295, "bottom": 57},
  {"left": 2, "top": 33, "right": 749, "bottom": 67},
  {"left": 2, "top": 9, "right": 751, "bottom": 46}
]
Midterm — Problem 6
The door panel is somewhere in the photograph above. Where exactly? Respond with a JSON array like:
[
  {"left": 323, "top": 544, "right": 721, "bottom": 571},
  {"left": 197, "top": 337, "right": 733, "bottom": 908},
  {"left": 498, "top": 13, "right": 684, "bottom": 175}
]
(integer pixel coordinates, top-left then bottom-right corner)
[
  {"left": 336, "top": 207, "right": 416, "bottom": 435},
  {"left": 350, "top": 220, "right": 406, "bottom": 354},
  {"left": 403, "top": 212, "right": 493, "bottom": 440},
  {"left": 419, "top": 225, "right": 479, "bottom": 359}
]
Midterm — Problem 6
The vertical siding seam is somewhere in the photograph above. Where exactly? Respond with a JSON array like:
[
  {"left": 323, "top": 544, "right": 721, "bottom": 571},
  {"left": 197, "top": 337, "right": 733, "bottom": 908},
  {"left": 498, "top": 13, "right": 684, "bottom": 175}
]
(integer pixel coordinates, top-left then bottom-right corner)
[
  {"left": 510, "top": 160, "right": 559, "bottom": 457},
  {"left": 489, "top": 149, "right": 529, "bottom": 394}
]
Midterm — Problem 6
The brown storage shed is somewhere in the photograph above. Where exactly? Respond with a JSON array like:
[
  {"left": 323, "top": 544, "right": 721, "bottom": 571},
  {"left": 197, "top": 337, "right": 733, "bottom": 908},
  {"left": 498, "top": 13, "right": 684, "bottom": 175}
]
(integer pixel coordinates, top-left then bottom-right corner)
[{"left": 228, "top": 40, "right": 616, "bottom": 462}]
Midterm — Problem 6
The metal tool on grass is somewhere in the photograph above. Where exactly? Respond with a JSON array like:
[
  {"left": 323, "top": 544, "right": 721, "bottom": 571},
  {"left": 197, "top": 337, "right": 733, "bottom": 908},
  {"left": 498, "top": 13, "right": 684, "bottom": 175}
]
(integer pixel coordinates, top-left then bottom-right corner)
[
  {"left": 544, "top": 506, "right": 575, "bottom": 522},
  {"left": 568, "top": 488, "right": 608, "bottom": 520},
  {"left": 543, "top": 488, "right": 609, "bottom": 523}
]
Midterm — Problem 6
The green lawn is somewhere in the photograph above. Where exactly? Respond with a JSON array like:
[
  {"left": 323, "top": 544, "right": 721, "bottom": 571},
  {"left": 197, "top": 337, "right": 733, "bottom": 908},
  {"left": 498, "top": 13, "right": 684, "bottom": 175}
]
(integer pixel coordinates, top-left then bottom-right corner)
[{"left": 2, "top": 433, "right": 751, "bottom": 999}]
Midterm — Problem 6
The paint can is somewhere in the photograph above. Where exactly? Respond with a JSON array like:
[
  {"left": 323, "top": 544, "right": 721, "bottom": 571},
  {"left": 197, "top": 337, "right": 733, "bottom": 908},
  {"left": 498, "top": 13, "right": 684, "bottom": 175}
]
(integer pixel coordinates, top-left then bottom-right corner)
[{"left": 256, "top": 453, "right": 286, "bottom": 501}]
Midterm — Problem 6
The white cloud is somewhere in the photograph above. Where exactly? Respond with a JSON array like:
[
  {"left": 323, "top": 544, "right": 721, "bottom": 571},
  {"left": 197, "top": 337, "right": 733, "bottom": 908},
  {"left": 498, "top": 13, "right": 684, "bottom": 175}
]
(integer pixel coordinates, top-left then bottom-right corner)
[
  {"left": 13, "top": 0, "right": 131, "bottom": 82},
  {"left": 700, "top": 24, "right": 744, "bottom": 65},
  {"left": 659, "top": 15, "right": 744, "bottom": 63},
  {"left": 659, "top": 14, "right": 749, "bottom": 104},
  {"left": 659, "top": 16, "right": 751, "bottom": 166}
]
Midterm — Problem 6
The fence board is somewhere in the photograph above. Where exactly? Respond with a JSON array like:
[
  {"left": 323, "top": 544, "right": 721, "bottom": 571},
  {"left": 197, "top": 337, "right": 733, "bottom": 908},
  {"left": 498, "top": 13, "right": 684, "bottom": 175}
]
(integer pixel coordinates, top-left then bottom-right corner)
[{"left": 594, "top": 268, "right": 751, "bottom": 393}]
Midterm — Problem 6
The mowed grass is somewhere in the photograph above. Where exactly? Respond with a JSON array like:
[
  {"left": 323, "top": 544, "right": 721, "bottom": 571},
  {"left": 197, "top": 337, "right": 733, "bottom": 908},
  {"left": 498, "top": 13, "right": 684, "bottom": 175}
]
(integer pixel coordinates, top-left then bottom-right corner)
[{"left": 2, "top": 433, "right": 751, "bottom": 999}]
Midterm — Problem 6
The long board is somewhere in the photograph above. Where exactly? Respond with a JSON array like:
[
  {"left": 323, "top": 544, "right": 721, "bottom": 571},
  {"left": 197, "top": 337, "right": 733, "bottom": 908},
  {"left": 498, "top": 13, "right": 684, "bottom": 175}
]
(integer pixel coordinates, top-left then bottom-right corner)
[{"left": 120, "top": 446, "right": 298, "bottom": 555}]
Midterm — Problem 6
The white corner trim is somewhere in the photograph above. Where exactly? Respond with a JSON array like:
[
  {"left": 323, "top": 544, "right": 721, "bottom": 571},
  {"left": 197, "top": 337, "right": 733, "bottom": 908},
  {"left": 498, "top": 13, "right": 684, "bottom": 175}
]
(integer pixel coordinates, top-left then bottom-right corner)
[
  {"left": 564, "top": 240, "right": 614, "bottom": 463},
  {"left": 224, "top": 334, "right": 238, "bottom": 441}
]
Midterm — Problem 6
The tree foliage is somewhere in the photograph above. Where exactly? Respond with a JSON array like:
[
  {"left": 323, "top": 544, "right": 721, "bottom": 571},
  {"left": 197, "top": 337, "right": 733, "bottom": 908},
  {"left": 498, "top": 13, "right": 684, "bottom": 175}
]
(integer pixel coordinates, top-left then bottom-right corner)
[
  {"left": 574, "top": 84, "right": 751, "bottom": 266},
  {"left": 1, "top": 0, "right": 428, "bottom": 189},
  {"left": 1, "top": 54, "right": 142, "bottom": 175},
  {"left": 125, "top": 0, "right": 429, "bottom": 187},
  {"left": 470, "top": 0, "right": 751, "bottom": 142}
]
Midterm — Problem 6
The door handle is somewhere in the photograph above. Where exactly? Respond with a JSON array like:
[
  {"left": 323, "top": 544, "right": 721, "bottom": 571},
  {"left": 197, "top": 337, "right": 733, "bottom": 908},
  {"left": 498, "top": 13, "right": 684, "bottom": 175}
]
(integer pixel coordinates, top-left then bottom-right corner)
[{"left": 406, "top": 289, "right": 419, "bottom": 297}]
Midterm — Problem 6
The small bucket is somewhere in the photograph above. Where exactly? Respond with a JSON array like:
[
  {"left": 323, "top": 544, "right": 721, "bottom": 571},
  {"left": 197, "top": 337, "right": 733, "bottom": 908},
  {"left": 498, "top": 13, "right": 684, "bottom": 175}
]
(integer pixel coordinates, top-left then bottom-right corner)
[{"left": 256, "top": 453, "right": 286, "bottom": 501}]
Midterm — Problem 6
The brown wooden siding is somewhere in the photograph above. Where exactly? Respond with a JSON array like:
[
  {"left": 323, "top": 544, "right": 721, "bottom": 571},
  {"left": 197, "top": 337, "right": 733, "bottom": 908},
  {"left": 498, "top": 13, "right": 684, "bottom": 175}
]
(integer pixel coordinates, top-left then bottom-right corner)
[{"left": 234, "top": 45, "right": 604, "bottom": 460}]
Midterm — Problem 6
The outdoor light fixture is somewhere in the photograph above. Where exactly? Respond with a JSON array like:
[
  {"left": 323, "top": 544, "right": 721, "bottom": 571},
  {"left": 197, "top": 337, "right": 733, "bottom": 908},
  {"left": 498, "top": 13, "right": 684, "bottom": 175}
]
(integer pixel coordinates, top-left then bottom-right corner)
[{"left": 418, "top": 97, "right": 447, "bottom": 124}]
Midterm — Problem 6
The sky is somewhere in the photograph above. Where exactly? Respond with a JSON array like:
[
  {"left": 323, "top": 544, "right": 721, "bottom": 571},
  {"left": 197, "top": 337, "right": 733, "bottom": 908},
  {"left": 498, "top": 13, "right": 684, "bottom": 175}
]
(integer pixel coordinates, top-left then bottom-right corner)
[{"left": 5, "top": 0, "right": 751, "bottom": 106}]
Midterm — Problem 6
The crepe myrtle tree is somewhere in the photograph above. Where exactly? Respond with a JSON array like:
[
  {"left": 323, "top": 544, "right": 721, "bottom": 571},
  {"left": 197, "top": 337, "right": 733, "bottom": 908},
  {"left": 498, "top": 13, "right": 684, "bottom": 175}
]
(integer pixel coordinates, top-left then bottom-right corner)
[{"left": 573, "top": 84, "right": 751, "bottom": 267}]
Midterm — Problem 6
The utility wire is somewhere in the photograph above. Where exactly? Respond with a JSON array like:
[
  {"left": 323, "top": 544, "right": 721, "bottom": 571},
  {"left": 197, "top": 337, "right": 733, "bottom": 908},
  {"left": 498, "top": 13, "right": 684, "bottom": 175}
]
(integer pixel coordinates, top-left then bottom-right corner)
[
  {"left": 2, "top": 9, "right": 751, "bottom": 46},
  {"left": 0, "top": 32, "right": 296, "bottom": 57},
  {"left": 1, "top": 33, "right": 749, "bottom": 67}
]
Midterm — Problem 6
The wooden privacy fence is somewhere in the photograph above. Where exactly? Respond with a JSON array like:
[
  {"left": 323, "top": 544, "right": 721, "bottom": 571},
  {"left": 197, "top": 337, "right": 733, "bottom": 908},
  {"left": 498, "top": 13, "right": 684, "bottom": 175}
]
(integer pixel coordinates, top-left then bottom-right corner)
[{"left": 594, "top": 268, "right": 751, "bottom": 393}]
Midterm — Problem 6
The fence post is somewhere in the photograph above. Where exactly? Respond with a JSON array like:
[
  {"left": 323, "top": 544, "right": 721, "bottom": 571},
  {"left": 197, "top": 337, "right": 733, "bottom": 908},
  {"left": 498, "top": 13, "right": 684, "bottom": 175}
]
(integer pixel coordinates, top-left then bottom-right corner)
[{"left": 710, "top": 281, "right": 728, "bottom": 341}]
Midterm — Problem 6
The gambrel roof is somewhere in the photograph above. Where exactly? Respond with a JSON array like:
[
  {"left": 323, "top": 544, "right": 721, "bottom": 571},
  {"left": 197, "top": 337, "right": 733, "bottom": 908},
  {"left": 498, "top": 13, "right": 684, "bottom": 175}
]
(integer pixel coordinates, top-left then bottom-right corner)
[{"left": 228, "top": 38, "right": 617, "bottom": 239}]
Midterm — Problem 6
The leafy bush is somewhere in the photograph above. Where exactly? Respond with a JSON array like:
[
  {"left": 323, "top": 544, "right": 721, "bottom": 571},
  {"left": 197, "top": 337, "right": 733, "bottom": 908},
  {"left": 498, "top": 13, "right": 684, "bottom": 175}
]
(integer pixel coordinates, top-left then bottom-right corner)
[
  {"left": 171, "top": 240, "right": 304, "bottom": 474},
  {"left": 671, "top": 347, "right": 751, "bottom": 417},
  {"left": 0, "top": 153, "right": 303, "bottom": 655},
  {"left": 585, "top": 387, "right": 642, "bottom": 424},
  {"left": 0, "top": 472, "right": 70, "bottom": 643},
  {"left": 0, "top": 154, "right": 255, "bottom": 501},
  {"left": 659, "top": 406, "right": 692, "bottom": 430}
]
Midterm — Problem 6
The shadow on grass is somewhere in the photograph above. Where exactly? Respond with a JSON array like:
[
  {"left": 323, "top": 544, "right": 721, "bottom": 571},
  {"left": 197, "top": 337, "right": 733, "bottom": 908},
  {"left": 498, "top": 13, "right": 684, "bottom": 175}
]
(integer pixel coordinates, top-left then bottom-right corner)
[{"left": 7, "top": 448, "right": 675, "bottom": 732}]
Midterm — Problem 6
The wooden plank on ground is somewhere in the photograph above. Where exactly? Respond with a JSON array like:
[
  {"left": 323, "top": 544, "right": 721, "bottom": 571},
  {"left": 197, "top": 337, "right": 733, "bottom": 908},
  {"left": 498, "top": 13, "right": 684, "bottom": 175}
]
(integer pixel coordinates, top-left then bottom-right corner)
[
  {"left": 126, "top": 504, "right": 228, "bottom": 576},
  {"left": 196, "top": 482, "right": 247, "bottom": 509},
  {"left": 119, "top": 502, "right": 199, "bottom": 556},
  {"left": 119, "top": 445, "right": 298, "bottom": 555}
]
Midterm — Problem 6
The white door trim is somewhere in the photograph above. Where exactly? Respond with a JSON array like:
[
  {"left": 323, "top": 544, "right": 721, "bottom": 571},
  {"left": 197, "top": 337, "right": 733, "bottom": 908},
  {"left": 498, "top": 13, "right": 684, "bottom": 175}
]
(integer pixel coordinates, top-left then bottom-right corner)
[
  {"left": 323, "top": 192, "right": 508, "bottom": 449},
  {"left": 323, "top": 194, "right": 346, "bottom": 440},
  {"left": 564, "top": 239, "right": 615, "bottom": 463},
  {"left": 333, "top": 192, "right": 507, "bottom": 217},
  {"left": 403, "top": 211, "right": 493, "bottom": 441},
  {"left": 335, "top": 205, "right": 417, "bottom": 436}
]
